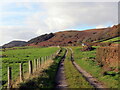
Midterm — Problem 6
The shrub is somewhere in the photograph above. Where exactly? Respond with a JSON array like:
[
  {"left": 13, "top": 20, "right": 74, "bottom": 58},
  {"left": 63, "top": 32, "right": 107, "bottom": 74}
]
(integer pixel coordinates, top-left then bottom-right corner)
[
  {"left": 96, "top": 46, "right": 119, "bottom": 72},
  {"left": 81, "top": 46, "right": 95, "bottom": 51}
]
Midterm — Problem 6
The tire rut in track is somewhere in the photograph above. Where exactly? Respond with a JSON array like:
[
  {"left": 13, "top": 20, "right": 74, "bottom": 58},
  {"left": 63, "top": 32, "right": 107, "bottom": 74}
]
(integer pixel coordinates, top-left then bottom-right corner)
[{"left": 55, "top": 49, "right": 68, "bottom": 88}]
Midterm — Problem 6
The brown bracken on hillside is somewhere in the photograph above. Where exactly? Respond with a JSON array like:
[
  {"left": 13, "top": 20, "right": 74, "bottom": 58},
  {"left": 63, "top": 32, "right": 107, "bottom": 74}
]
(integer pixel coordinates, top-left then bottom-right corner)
[{"left": 27, "top": 24, "right": 120, "bottom": 47}]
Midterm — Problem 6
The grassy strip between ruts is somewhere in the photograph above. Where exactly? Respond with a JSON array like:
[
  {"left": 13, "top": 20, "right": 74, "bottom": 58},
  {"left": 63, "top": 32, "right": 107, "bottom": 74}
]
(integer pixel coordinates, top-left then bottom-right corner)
[
  {"left": 18, "top": 48, "right": 66, "bottom": 89},
  {"left": 70, "top": 46, "right": 119, "bottom": 88},
  {"left": 64, "top": 48, "right": 93, "bottom": 88}
]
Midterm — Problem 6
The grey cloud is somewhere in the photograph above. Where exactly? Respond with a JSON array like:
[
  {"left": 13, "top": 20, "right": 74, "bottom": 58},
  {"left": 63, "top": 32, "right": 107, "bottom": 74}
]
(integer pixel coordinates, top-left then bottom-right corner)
[
  {"left": 0, "top": 26, "right": 37, "bottom": 45},
  {"left": 0, "top": 2, "right": 118, "bottom": 45},
  {"left": 30, "top": 2, "right": 117, "bottom": 33}
]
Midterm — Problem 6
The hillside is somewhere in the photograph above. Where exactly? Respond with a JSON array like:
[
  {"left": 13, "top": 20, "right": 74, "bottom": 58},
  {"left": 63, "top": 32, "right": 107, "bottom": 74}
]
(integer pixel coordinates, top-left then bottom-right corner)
[
  {"left": 2, "top": 41, "right": 27, "bottom": 48},
  {"left": 28, "top": 24, "right": 120, "bottom": 46},
  {"left": 27, "top": 33, "right": 54, "bottom": 45},
  {"left": 101, "top": 37, "right": 120, "bottom": 43}
]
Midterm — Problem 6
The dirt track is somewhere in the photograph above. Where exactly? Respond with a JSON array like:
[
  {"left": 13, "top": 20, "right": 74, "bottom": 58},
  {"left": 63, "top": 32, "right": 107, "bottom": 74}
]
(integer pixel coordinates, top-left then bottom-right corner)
[
  {"left": 55, "top": 48, "right": 106, "bottom": 89},
  {"left": 55, "top": 49, "right": 68, "bottom": 88},
  {"left": 72, "top": 61, "right": 105, "bottom": 89}
]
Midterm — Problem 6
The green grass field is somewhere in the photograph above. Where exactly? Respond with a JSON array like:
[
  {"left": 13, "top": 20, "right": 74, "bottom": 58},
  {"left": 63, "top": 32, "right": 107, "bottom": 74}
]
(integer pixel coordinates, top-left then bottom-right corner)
[
  {"left": 1, "top": 46, "right": 59, "bottom": 87},
  {"left": 71, "top": 46, "right": 119, "bottom": 88}
]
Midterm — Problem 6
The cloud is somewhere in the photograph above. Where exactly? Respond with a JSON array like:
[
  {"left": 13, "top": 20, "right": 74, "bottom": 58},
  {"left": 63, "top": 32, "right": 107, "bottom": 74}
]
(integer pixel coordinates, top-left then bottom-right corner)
[
  {"left": 28, "top": 2, "right": 118, "bottom": 33},
  {"left": 0, "top": 0, "right": 119, "bottom": 2},
  {"left": 95, "top": 25, "right": 106, "bottom": 29},
  {"left": 0, "top": 26, "right": 37, "bottom": 45},
  {"left": 0, "top": 1, "right": 118, "bottom": 45}
]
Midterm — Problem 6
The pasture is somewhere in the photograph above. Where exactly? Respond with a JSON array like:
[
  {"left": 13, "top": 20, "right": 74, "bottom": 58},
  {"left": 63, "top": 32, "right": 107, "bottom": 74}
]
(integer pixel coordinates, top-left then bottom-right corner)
[{"left": 1, "top": 46, "right": 59, "bottom": 87}]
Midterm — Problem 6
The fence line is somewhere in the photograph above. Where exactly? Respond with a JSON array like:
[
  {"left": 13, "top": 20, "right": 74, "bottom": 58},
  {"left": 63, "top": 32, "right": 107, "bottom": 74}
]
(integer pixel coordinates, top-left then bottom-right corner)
[
  {"left": 28, "top": 60, "right": 33, "bottom": 75},
  {"left": 7, "top": 49, "right": 61, "bottom": 89}
]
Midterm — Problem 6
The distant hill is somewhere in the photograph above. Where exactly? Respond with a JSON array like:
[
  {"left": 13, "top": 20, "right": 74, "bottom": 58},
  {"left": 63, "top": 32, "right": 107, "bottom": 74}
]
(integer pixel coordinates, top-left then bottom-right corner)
[
  {"left": 27, "top": 33, "right": 54, "bottom": 45},
  {"left": 2, "top": 24, "right": 119, "bottom": 48},
  {"left": 2, "top": 41, "right": 27, "bottom": 48},
  {"left": 27, "top": 24, "right": 120, "bottom": 46}
]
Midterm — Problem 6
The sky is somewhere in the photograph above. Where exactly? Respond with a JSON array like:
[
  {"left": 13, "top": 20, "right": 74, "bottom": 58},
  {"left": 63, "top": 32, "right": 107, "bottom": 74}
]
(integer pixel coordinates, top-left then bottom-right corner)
[{"left": 0, "top": 0, "right": 119, "bottom": 46}]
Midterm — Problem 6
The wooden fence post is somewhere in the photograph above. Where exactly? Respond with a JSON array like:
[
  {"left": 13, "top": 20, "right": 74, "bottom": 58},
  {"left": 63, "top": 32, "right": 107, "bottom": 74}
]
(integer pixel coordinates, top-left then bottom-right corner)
[
  {"left": 46, "top": 56, "right": 48, "bottom": 62},
  {"left": 47, "top": 56, "right": 48, "bottom": 60},
  {"left": 43, "top": 57, "right": 44, "bottom": 64},
  {"left": 37, "top": 59, "right": 39, "bottom": 68},
  {"left": 53, "top": 54, "right": 55, "bottom": 58},
  {"left": 28, "top": 60, "right": 33, "bottom": 75},
  {"left": 53, "top": 54, "right": 54, "bottom": 58},
  {"left": 37, "top": 59, "right": 39, "bottom": 69},
  {"left": 42, "top": 57, "right": 44, "bottom": 64},
  {"left": 44, "top": 56, "right": 46, "bottom": 61},
  {"left": 38, "top": 59, "right": 40, "bottom": 68},
  {"left": 39, "top": 58, "right": 41, "bottom": 67},
  {"left": 50, "top": 55, "right": 52, "bottom": 59},
  {"left": 45, "top": 56, "right": 47, "bottom": 64},
  {"left": 38, "top": 58, "right": 39, "bottom": 68},
  {"left": 40, "top": 57, "right": 42, "bottom": 66},
  {"left": 44, "top": 57, "right": 46, "bottom": 64},
  {"left": 34, "top": 59, "right": 37, "bottom": 71},
  {"left": 7, "top": 67, "right": 12, "bottom": 88},
  {"left": 51, "top": 55, "right": 52, "bottom": 59},
  {"left": 36, "top": 59, "right": 38, "bottom": 68},
  {"left": 36, "top": 59, "right": 38, "bottom": 69},
  {"left": 51, "top": 54, "right": 53, "bottom": 59},
  {"left": 19, "top": 63, "right": 23, "bottom": 82}
]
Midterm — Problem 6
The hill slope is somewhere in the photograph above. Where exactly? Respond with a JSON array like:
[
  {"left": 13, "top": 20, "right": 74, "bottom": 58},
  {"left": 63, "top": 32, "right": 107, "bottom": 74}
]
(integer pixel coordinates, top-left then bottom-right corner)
[
  {"left": 2, "top": 41, "right": 27, "bottom": 48},
  {"left": 27, "top": 33, "right": 54, "bottom": 45},
  {"left": 28, "top": 24, "right": 120, "bottom": 46}
]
